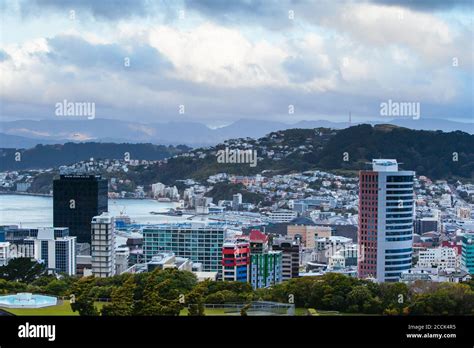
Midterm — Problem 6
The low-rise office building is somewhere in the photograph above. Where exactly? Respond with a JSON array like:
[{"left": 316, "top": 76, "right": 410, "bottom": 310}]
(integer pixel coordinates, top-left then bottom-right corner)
[{"left": 25, "top": 227, "right": 76, "bottom": 275}]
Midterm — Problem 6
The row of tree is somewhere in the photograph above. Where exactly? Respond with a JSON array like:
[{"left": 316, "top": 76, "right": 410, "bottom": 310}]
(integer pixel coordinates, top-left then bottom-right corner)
[
  {"left": 1, "top": 259, "right": 473, "bottom": 316},
  {"left": 257, "top": 273, "right": 474, "bottom": 315}
]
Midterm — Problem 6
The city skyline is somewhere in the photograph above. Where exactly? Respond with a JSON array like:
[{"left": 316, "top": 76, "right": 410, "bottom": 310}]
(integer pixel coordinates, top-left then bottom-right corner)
[{"left": 0, "top": 1, "right": 473, "bottom": 345}]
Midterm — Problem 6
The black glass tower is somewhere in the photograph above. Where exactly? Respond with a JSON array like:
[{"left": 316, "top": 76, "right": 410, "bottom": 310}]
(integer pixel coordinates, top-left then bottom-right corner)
[{"left": 53, "top": 175, "right": 108, "bottom": 244}]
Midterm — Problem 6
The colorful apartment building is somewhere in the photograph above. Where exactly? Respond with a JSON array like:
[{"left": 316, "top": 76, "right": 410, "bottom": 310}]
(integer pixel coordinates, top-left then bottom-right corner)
[
  {"left": 461, "top": 233, "right": 474, "bottom": 274},
  {"left": 221, "top": 239, "right": 250, "bottom": 282},
  {"left": 250, "top": 251, "right": 283, "bottom": 289}
]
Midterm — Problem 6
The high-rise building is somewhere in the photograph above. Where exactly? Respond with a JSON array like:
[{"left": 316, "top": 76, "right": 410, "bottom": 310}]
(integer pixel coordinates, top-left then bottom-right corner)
[
  {"left": 26, "top": 227, "right": 76, "bottom": 275},
  {"left": 461, "top": 233, "right": 474, "bottom": 274},
  {"left": 91, "top": 213, "right": 115, "bottom": 277},
  {"left": 221, "top": 239, "right": 250, "bottom": 282},
  {"left": 142, "top": 222, "right": 226, "bottom": 273},
  {"left": 250, "top": 251, "right": 283, "bottom": 289},
  {"left": 272, "top": 239, "right": 300, "bottom": 280},
  {"left": 53, "top": 174, "right": 108, "bottom": 244},
  {"left": 358, "top": 159, "right": 415, "bottom": 282}
]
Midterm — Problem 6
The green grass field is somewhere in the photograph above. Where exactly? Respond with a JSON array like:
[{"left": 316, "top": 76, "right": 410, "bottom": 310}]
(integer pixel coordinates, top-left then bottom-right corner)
[
  {"left": 294, "top": 307, "right": 309, "bottom": 316},
  {"left": 179, "top": 307, "right": 227, "bottom": 316},
  {"left": 296, "top": 308, "right": 377, "bottom": 316},
  {"left": 1, "top": 303, "right": 377, "bottom": 316},
  {"left": 312, "top": 309, "right": 377, "bottom": 316},
  {"left": 1, "top": 301, "right": 105, "bottom": 316},
  {"left": 2, "top": 302, "right": 227, "bottom": 316}
]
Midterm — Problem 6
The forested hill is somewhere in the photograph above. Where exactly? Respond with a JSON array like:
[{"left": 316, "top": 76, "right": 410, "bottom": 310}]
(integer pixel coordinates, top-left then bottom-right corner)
[
  {"left": 312, "top": 124, "right": 473, "bottom": 179},
  {"left": 139, "top": 124, "right": 473, "bottom": 184},
  {"left": 0, "top": 142, "right": 190, "bottom": 170}
]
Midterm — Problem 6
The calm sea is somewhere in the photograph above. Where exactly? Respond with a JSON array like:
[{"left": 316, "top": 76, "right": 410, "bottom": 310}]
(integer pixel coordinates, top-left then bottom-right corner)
[{"left": 0, "top": 194, "right": 186, "bottom": 227}]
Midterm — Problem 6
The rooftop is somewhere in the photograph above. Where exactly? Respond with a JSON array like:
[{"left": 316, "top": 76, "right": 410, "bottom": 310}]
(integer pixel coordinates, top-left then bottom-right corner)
[
  {"left": 289, "top": 217, "right": 316, "bottom": 226},
  {"left": 249, "top": 229, "right": 268, "bottom": 242},
  {"left": 142, "top": 221, "right": 227, "bottom": 230},
  {"left": 372, "top": 159, "right": 398, "bottom": 172}
]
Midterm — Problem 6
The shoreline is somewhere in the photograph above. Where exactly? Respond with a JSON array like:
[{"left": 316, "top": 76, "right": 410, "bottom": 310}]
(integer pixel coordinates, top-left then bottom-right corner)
[
  {"left": 0, "top": 191, "right": 51, "bottom": 197},
  {"left": 0, "top": 191, "right": 164, "bottom": 200}
]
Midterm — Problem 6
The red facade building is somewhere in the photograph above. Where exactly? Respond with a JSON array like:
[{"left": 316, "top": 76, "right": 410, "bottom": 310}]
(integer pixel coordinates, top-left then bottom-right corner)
[{"left": 358, "top": 171, "right": 379, "bottom": 279}]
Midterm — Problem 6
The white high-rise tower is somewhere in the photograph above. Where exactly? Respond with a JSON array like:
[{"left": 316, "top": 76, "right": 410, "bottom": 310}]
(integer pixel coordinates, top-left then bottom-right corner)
[
  {"left": 91, "top": 212, "right": 115, "bottom": 277},
  {"left": 358, "top": 159, "right": 415, "bottom": 282}
]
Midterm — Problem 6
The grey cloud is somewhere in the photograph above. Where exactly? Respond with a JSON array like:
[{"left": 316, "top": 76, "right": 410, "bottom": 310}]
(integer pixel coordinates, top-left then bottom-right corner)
[
  {"left": 369, "top": 0, "right": 473, "bottom": 12},
  {"left": 184, "top": 0, "right": 302, "bottom": 29},
  {"left": 184, "top": 0, "right": 272, "bottom": 15},
  {"left": 45, "top": 35, "right": 172, "bottom": 73},
  {"left": 283, "top": 57, "right": 322, "bottom": 83},
  {"left": 186, "top": 0, "right": 471, "bottom": 17},
  {"left": 20, "top": 0, "right": 153, "bottom": 20},
  {"left": 186, "top": 0, "right": 472, "bottom": 30},
  {"left": 2, "top": 1, "right": 472, "bottom": 126}
]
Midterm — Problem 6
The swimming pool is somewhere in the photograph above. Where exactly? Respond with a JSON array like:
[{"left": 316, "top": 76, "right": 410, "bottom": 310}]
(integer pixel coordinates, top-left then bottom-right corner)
[{"left": 0, "top": 293, "right": 57, "bottom": 308}]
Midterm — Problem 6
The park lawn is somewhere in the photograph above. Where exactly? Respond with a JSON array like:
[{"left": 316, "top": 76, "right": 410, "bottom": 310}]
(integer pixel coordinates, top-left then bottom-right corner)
[
  {"left": 202, "top": 308, "right": 227, "bottom": 316},
  {"left": 180, "top": 307, "right": 228, "bottom": 316},
  {"left": 1, "top": 301, "right": 105, "bottom": 316},
  {"left": 293, "top": 308, "right": 378, "bottom": 316},
  {"left": 180, "top": 307, "right": 373, "bottom": 317},
  {"left": 295, "top": 307, "right": 309, "bottom": 316},
  {"left": 94, "top": 301, "right": 106, "bottom": 312},
  {"left": 315, "top": 309, "right": 378, "bottom": 316},
  {"left": 4, "top": 303, "right": 374, "bottom": 317}
]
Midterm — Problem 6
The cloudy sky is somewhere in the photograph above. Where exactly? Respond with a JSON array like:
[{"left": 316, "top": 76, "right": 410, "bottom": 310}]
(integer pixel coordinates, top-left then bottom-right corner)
[{"left": 0, "top": 0, "right": 472, "bottom": 127}]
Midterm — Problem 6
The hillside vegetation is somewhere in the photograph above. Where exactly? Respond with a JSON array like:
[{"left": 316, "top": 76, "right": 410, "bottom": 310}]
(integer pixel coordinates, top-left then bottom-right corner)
[{"left": 144, "top": 124, "right": 473, "bottom": 184}]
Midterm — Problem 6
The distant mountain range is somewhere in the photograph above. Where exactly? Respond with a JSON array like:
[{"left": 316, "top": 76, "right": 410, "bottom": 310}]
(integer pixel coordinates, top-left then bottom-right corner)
[{"left": 0, "top": 117, "right": 472, "bottom": 148}]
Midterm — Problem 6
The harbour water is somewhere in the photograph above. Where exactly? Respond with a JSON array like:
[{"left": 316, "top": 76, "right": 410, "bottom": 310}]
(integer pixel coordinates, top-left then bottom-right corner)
[{"left": 0, "top": 194, "right": 187, "bottom": 227}]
